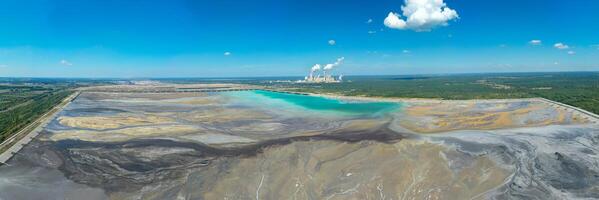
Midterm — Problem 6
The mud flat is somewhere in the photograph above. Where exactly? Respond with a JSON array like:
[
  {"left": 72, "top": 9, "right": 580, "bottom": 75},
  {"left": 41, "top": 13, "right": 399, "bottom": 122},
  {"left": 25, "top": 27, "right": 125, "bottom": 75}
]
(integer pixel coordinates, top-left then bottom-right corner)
[
  {"left": 0, "top": 85, "right": 598, "bottom": 200},
  {"left": 394, "top": 100, "right": 588, "bottom": 133}
]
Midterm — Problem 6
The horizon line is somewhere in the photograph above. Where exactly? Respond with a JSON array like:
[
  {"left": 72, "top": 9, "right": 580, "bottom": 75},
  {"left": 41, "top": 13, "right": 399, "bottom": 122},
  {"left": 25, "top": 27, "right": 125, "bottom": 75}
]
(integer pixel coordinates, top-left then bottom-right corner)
[{"left": 1, "top": 70, "right": 599, "bottom": 80}]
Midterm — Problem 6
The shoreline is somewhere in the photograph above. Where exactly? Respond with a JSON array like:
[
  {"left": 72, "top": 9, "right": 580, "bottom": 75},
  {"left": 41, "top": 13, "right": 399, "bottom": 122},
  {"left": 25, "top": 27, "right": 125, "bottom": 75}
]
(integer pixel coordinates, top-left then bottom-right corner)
[{"left": 263, "top": 89, "right": 599, "bottom": 122}]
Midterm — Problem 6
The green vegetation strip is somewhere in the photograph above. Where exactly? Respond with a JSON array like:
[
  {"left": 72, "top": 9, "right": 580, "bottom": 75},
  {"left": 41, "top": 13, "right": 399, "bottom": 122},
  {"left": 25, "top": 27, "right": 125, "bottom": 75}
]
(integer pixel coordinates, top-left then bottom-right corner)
[{"left": 0, "top": 90, "right": 73, "bottom": 144}]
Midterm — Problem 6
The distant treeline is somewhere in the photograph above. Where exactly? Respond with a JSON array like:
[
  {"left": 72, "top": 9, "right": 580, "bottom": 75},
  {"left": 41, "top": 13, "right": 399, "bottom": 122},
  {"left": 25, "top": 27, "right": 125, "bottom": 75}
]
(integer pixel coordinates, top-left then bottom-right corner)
[{"left": 257, "top": 72, "right": 599, "bottom": 114}]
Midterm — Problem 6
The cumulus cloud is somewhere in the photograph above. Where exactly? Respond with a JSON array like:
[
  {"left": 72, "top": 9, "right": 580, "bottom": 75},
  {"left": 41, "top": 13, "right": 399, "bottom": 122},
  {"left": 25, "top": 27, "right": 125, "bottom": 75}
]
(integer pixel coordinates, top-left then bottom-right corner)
[
  {"left": 224, "top": 52, "right": 231, "bottom": 56},
  {"left": 384, "top": 12, "right": 407, "bottom": 29},
  {"left": 554, "top": 43, "right": 569, "bottom": 50},
  {"left": 328, "top": 40, "right": 336, "bottom": 45},
  {"left": 384, "top": 0, "right": 459, "bottom": 31},
  {"left": 529, "top": 40, "right": 542, "bottom": 45},
  {"left": 567, "top": 50, "right": 576, "bottom": 55},
  {"left": 60, "top": 59, "right": 72, "bottom": 66},
  {"left": 323, "top": 57, "right": 345, "bottom": 70}
]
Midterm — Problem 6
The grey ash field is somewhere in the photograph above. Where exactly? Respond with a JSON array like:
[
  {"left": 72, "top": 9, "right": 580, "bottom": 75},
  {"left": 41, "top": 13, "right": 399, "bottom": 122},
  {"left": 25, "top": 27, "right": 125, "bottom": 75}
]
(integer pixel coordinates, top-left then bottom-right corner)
[{"left": 1, "top": 84, "right": 598, "bottom": 200}]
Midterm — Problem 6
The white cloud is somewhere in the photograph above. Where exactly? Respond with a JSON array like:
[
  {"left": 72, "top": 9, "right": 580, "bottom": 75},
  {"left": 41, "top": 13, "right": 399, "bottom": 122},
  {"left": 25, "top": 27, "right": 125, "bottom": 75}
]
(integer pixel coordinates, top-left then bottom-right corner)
[
  {"left": 60, "top": 59, "right": 72, "bottom": 66},
  {"left": 529, "top": 40, "right": 542, "bottom": 45},
  {"left": 384, "top": 12, "right": 407, "bottom": 29},
  {"left": 366, "top": 18, "right": 373, "bottom": 24},
  {"left": 384, "top": 0, "right": 459, "bottom": 31},
  {"left": 328, "top": 40, "right": 336, "bottom": 45},
  {"left": 567, "top": 50, "right": 576, "bottom": 55},
  {"left": 496, "top": 63, "right": 513, "bottom": 68},
  {"left": 224, "top": 52, "right": 231, "bottom": 56},
  {"left": 554, "top": 43, "right": 569, "bottom": 50}
]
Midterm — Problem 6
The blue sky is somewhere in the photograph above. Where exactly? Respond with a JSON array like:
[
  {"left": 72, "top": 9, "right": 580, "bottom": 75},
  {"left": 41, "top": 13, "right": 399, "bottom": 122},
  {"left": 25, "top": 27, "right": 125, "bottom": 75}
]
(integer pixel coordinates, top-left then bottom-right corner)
[{"left": 0, "top": 0, "right": 598, "bottom": 78}]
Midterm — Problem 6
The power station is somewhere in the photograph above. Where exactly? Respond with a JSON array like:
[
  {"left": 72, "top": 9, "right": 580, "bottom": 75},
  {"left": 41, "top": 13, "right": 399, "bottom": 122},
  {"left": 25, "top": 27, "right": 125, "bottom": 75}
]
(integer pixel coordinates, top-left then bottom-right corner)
[{"left": 299, "top": 57, "right": 344, "bottom": 83}]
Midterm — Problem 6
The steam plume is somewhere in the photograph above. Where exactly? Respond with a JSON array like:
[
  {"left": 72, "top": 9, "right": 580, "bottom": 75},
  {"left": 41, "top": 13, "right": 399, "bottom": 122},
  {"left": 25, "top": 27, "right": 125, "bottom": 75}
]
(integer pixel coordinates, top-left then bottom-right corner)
[
  {"left": 323, "top": 57, "right": 344, "bottom": 70},
  {"left": 311, "top": 64, "right": 321, "bottom": 72}
]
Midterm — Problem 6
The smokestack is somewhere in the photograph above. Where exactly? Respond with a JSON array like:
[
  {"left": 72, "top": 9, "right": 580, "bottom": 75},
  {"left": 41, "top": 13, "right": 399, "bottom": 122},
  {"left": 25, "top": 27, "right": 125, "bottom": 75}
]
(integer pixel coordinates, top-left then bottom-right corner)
[
  {"left": 310, "top": 64, "right": 321, "bottom": 78},
  {"left": 302, "top": 57, "right": 345, "bottom": 83}
]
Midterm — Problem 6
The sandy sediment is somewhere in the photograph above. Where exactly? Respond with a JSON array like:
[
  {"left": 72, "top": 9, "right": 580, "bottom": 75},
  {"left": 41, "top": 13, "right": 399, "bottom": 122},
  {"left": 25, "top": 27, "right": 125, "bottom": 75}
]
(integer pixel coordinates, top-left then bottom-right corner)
[
  {"left": 49, "top": 124, "right": 202, "bottom": 142},
  {"left": 1, "top": 85, "right": 598, "bottom": 200},
  {"left": 290, "top": 92, "right": 591, "bottom": 133},
  {"left": 395, "top": 100, "right": 588, "bottom": 133},
  {"left": 58, "top": 115, "right": 175, "bottom": 130},
  {"left": 174, "top": 107, "right": 273, "bottom": 123}
]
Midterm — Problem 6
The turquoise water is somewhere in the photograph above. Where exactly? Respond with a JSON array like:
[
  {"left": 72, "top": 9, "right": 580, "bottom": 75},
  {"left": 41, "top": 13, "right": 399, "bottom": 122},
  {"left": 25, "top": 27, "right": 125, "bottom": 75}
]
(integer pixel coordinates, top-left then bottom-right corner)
[{"left": 235, "top": 90, "right": 400, "bottom": 116}]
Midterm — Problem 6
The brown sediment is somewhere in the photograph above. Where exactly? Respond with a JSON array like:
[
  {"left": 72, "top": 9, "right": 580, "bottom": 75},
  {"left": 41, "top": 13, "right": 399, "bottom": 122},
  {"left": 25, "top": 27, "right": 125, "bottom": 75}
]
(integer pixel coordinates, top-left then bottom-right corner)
[
  {"left": 49, "top": 124, "right": 202, "bottom": 142},
  {"left": 58, "top": 115, "right": 175, "bottom": 130},
  {"left": 174, "top": 107, "right": 272, "bottom": 123},
  {"left": 398, "top": 101, "right": 589, "bottom": 133},
  {"left": 166, "top": 96, "right": 222, "bottom": 105}
]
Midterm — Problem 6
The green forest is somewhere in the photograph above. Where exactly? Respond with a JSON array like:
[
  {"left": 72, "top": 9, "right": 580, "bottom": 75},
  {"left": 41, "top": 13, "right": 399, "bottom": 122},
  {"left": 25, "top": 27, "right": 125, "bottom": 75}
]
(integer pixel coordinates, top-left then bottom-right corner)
[
  {"left": 0, "top": 87, "right": 72, "bottom": 143},
  {"left": 259, "top": 72, "right": 599, "bottom": 114}
]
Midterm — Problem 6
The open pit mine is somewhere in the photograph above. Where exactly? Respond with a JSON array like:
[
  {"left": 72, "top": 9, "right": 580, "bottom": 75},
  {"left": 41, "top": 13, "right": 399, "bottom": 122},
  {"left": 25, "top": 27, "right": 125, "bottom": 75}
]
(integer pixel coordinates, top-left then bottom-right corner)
[{"left": 1, "top": 83, "right": 598, "bottom": 200}]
